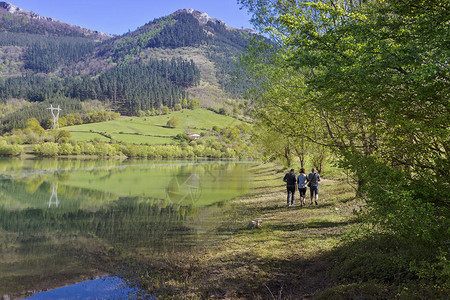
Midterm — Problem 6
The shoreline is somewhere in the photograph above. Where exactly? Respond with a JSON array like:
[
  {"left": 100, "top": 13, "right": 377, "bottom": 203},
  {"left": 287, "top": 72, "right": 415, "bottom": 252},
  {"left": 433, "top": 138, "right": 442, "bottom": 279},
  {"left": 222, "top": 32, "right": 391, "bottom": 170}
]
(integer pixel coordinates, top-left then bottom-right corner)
[{"left": 121, "top": 163, "right": 362, "bottom": 298}]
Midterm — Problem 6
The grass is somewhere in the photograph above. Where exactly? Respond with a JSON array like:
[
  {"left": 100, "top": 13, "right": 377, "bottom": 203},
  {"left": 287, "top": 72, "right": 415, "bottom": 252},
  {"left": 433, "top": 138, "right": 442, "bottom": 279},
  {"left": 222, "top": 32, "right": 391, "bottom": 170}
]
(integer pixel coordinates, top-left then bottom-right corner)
[
  {"left": 68, "top": 131, "right": 110, "bottom": 142},
  {"left": 115, "top": 164, "right": 365, "bottom": 299},
  {"left": 107, "top": 163, "right": 448, "bottom": 298},
  {"left": 64, "top": 109, "right": 244, "bottom": 145}
]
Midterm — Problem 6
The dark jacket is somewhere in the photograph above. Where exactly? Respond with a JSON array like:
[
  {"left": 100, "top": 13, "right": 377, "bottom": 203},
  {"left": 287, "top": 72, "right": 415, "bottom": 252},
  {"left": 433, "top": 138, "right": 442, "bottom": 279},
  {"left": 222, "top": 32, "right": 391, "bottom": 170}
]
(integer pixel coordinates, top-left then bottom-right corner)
[{"left": 283, "top": 172, "right": 297, "bottom": 186}]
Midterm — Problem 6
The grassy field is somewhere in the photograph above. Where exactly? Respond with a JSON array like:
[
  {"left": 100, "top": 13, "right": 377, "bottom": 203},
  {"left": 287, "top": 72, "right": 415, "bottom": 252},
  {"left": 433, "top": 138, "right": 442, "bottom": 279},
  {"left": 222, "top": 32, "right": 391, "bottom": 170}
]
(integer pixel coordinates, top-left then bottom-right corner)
[
  {"left": 113, "top": 164, "right": 370, "bottom": 299},
  {"left": 128, "top": 163, "right": 447, "bottom": 299},
  {"left": 64, "top": 109, "right": 244, "bottom": 145}
]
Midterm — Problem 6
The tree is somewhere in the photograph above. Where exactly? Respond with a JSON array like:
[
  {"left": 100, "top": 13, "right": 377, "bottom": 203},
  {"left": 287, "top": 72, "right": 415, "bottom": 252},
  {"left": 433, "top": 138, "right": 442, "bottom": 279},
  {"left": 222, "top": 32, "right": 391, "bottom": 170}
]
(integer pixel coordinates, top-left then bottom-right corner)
[
  {"left": 166, "top": 117, "right": 179, "bottom": 128},
  {"left": 26, "top": 118, "right": 45, "bottom": 135},
  {"left": 163, "top": 106, "right": 170, "bottom": 115},
  {"left": 240, "top": 0, "right": 449, "bottom": 286}
]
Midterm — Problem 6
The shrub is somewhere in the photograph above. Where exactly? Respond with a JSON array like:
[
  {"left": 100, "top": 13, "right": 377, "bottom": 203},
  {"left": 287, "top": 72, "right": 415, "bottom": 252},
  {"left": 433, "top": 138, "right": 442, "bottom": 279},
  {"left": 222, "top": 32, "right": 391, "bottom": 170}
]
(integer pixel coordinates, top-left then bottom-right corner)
[
  {"left": 7, "top": 135, "right": 23, "bottom": 145},
  {"left": 0, "top": 140, "right": 23, "bottom": 156},
  {"left": 166, "top": 117, "right": 179, "bottom": 128},
  {"left": 82, "top": 143, "right": 95, "bottom": 155},
  {"left": 72, "top": 144, "right": 82, "bottom": 155},
  {"left": 24, "top": 131, "right": 40, "bottom": 144},
  {"left": 59, "top": 143, "right": 74, "bottom": 155},
  {"left": 55, "top": 130, "right": 72, "bottom": 143},
  {"left": 94, "top": 143, "right": 116, "bottom": 156},
  {"left": 26, "top": 118, "right": 45, "bottom": 135},
  {"left": 175, "top": 133, "right": 189, "bottom": 142},
  {"left": 35, "top": 142, "right": 59, "bottom": 156}
]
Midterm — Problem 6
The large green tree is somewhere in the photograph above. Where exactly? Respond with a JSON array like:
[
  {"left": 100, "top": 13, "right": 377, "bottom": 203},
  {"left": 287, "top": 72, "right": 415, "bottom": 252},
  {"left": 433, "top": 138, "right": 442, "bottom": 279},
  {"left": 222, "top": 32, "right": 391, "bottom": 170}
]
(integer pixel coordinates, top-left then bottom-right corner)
[{"left": 240, "top": 0, "right": 449, "bottom": 285}]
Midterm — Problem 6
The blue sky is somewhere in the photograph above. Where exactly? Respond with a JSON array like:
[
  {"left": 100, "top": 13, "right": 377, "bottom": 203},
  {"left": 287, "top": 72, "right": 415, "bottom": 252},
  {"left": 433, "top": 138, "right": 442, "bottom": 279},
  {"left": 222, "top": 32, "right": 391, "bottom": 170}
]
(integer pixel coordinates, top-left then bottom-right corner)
[{"left": 9, "top": 0, "right": 253, "bottom": 35}]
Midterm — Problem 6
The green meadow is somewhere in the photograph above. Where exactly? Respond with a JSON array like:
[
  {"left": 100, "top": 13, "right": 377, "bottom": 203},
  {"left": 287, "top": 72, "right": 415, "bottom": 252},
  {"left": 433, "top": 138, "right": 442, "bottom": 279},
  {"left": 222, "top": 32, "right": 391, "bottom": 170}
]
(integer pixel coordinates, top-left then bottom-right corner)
[{"left": 64, "top": 109, "right": 244, "bottom": 145}]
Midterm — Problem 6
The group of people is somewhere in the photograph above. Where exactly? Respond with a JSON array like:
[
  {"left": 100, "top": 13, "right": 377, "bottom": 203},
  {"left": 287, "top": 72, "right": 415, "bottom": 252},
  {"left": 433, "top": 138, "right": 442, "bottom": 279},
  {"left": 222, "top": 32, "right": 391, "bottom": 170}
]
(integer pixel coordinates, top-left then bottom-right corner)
[{"left": 283, "top": 168, "right": 321, "bottom": 207}]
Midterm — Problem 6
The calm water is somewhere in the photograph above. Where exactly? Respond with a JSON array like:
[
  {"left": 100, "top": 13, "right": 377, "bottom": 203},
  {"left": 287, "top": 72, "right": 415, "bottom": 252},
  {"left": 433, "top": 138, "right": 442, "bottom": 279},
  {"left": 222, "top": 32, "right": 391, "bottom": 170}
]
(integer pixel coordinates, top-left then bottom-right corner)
[{"left": 0, "top": 158, "right": 254, "bottom": 298}]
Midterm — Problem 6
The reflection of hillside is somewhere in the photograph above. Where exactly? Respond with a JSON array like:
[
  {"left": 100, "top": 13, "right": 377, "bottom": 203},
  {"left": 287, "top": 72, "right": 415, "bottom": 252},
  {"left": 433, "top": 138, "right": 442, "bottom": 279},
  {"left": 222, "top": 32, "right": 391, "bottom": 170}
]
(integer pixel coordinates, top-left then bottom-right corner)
[
  {"left": 0, "top": 158, "right": 254, "bottom": 296},
  {"left": 0, "top": 180, "right": 118, "bottom": 211},
  {"left": 0, "top": 194, "right": 195, "bottom": 296}
]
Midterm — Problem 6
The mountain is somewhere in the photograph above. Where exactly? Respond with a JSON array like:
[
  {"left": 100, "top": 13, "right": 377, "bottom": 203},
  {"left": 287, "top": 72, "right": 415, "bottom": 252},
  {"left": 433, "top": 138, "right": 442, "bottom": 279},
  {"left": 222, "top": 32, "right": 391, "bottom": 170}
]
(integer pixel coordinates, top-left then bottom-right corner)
[
  {"left": 0, "top": 3, "right": 258, "bottom": 126},
  {"left": 0, "top": 2, "right": 110, "bottom": 39}
]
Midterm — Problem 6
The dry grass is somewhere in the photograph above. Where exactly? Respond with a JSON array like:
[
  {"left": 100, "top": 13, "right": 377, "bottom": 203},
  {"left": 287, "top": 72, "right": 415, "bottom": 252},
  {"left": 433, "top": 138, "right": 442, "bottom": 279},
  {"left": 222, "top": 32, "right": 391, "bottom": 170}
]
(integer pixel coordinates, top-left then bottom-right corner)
[{"left": 134, "top": 163, "right": 362, "bottom": 299}]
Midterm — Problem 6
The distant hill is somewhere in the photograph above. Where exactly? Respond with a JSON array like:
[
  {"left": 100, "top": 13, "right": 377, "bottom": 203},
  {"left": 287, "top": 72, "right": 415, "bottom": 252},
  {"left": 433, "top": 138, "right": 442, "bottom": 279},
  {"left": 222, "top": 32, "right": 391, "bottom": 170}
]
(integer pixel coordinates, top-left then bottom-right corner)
[
  {"left": 65, "top": 108, "right": 245, "bottom": 145},
  {"left": 0, "top": 2, "right": 259, "bottom": 121},
  {"left": 0, "top": 2, "right": 110, "bottom": 39}
]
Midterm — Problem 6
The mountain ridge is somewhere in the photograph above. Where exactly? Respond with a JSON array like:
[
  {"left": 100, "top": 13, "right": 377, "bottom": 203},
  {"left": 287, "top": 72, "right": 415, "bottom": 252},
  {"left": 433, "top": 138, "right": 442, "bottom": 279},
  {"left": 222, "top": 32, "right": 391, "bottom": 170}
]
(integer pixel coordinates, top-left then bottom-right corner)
[
  {"left": 0, "top": 2, "right": 258, "bottom": 123},
  {"left": 173, "top": 8, "right": 255, "bottom": 33},
  {"left": 0, "top": 1, "right": 111, "bottom": 39}
]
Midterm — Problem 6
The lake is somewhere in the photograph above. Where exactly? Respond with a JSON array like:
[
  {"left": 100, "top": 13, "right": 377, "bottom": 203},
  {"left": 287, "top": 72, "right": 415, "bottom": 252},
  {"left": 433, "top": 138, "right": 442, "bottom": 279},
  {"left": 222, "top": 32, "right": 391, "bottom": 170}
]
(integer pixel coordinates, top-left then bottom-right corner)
[{"left": 0, "top": 158, "right": 255, "bottom": 298}]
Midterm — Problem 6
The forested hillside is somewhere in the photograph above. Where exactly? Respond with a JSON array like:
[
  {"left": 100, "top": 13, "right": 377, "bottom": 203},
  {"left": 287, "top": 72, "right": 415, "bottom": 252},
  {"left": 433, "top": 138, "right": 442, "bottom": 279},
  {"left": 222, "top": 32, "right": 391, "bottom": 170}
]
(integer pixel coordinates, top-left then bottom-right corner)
[
  {"left": 0, "top": 3, "right": 258, "bottom": 122},
  {"left": 0, "top": 2, "right": 109, "bottom": 39},
  {"left": 0, "top": 57, "right": 199, "bottom": 118}
]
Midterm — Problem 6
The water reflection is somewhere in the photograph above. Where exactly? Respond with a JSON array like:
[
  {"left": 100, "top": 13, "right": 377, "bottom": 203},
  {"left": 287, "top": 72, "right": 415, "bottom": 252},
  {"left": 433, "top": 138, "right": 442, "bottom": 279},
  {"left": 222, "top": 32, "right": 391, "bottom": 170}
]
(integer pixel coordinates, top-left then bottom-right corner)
[
  {"left": 48, "top": 183, "right": 59, "bottom": 208},
  {"left": 0, "top": 158, "right": 254, "bottom": 298},
  {"left": 167, "top": 173, "right": 202, "bottom": 204},
  {"left": 27, "top": 276, "right": 147, "bottom": 300}
]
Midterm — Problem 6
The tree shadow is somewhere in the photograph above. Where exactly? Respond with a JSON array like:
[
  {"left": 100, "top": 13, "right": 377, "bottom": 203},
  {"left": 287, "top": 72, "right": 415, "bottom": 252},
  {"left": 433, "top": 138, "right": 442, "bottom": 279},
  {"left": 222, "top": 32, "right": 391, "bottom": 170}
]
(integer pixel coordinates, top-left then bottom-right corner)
[{"left": 266, "top": 220, "right": 351, "bottom": 232}]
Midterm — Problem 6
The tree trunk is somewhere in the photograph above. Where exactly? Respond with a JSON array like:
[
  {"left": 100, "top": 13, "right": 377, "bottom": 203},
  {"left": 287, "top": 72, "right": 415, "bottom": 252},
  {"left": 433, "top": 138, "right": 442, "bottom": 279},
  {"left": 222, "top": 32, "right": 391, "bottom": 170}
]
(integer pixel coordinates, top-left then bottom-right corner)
[{"left": 284, "top": 146, "right": 291, "bottom": 167}]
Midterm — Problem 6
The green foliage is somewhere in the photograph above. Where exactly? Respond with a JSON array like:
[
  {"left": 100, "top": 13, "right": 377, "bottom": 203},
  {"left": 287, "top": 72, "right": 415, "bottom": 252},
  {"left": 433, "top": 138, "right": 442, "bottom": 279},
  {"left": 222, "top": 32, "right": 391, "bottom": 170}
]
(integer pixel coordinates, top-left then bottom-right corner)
[
  {"left": 0, "top": 14, "right": 105, "bottom": 39},
  {"left": 24, "top": 39, "right": 96, "bottom": 72},
  {"left": 0, "top": 57, "right": 200, "bottom": 115},
  {"left": 188, "top": 98, "right": 200, "bottom": 110},
  {"left": 240, "top": 0, "right": 449, "bottom": 291},
  {"left": 145, "top": 13, "right": 208, "bottom": 49},
  {"left": 55, "top": 130, "right": 72, "bottom": 143},
  {"left": 166, "top": 117, "right": 179, "bottom": 128},
  {"left": 58, "top": 142, "right": 74, "bottom": 155},
  {"left": 65, "top": 109, "right": 245, "bottom": 144},
  {"left": 34, "top": 142, "right": 59, "bottom": 156},
  {"left": 0, "top": 140, "right": 23, "bottom": 156},
  {"left": 25, "top": 118, "right": 45, "bottom": 135},
  {"left": 30, "top": 122, "right": 255, "bottom": 159},
  {"left": 0, "top": 97, "right": 84, "bottom": 133},
  {"left": 0, "top": 8, "right": 259, "bottom": 118},
  {"left": 174, "top": 133, "right": 190, "bottom": 142}
]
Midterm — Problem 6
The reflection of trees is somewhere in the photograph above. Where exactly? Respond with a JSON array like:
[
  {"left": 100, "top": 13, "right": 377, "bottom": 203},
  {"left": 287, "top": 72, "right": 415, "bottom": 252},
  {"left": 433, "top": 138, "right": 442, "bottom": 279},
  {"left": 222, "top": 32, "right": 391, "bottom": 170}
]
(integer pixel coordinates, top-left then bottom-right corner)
[
  {"left": 0, "top": 194, "right": 195, "bottom": 249},
  {"left": 24, "top": 176, "right": 45, "bottom": 194},
  {"left": 0, "top": 180, "right": 118, "bottom": 210},
  {"left": 0, "top": 159, "right": 255, "bottom": 296},
  {"left": 0, "top": 158, "right": 24, "bottom": 173},
  {"left": 0, "top": 159, "right": 254, "bottom": 247}
]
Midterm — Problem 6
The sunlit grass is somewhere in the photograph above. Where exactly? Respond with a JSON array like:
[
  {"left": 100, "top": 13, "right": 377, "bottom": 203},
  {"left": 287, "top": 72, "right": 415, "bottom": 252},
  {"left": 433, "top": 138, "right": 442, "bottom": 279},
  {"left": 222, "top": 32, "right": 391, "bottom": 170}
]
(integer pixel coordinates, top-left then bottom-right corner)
[{"left": 64, "top": 109, "right": 244, "bottom": 144}]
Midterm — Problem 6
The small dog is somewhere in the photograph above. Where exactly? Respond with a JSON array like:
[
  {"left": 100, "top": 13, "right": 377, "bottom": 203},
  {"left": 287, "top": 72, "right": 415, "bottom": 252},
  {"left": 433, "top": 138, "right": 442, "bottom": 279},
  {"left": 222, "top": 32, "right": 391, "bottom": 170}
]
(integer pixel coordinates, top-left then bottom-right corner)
[{"left": 246, "top": 219, "right": 262, "bottom": 229}]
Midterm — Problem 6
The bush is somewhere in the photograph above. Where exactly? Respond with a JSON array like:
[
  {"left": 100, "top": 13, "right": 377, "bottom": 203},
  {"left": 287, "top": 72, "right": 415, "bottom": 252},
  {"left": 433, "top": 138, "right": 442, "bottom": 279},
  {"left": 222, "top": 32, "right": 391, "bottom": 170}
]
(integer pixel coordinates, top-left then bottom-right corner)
[
  {"left": 59, "top": 143, "right": 74, "bottom": 155},
  {"left": 166, "top": 117, "right": 179, "bottom": 128},
  {"left": 94, "top": 143, "right": 116, "bottom": 156},
  {"left": 82, "top": 143, "right": 95, "bottom": 155},
  {"left": 55, "top": 130, "right": 72, "bottom": 143},
  {"left": 175, "top": 133, "right": 190, "bottom": 142},
  {"left": 72, "top": 144, "right": 82, "bottom": 155},
  {"left": 6, "top": 135, "right": 23, "bottom": 145},
  {"left": 24, "top": 131, "right": 40, "bottom": 144},
  {"left": 35, "top": 142, "right": 59, "bottom": 156},
  {"left": 0, "top": 140, "right": 23, "bottom": 156}
]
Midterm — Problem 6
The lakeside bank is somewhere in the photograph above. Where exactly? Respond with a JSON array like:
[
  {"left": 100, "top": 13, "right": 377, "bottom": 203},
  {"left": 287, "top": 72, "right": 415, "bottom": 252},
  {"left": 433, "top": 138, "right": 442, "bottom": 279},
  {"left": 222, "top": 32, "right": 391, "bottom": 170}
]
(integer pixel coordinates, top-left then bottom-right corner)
[
  {"left": 117, "top": 163, "right": 363, "bottom": 298},
  {"left": 122, "top": 163, "right": 448, "bottom": 299}
]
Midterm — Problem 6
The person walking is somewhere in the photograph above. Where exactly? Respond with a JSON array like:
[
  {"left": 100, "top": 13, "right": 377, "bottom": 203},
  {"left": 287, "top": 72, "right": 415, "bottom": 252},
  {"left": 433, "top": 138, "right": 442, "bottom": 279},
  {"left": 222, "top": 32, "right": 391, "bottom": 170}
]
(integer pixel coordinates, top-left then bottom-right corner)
[
  {"left": 297, "top": 168, "right": 308, "bottom": 206},
  {"left": 283, "top": 168, "right": 297, "bottom": 207},
  {"left": 307, "top": 168, "right": 321, "bottom": 205}
]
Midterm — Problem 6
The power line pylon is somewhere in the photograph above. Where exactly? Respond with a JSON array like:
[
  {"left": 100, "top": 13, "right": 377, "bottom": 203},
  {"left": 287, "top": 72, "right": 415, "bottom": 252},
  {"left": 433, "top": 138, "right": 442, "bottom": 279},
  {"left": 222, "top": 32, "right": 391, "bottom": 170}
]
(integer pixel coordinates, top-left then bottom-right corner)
[{"left": 47, "top": 104, "right": 62, "bottom": 129}]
